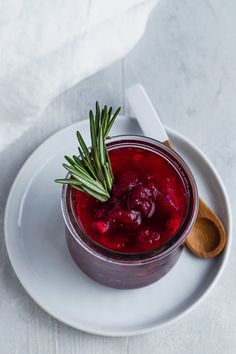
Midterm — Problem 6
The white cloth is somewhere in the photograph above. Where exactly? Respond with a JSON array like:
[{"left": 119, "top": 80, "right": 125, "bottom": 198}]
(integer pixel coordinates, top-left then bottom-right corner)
[{"left": 0, "top": 0, "right": 158, "bottom": 151}]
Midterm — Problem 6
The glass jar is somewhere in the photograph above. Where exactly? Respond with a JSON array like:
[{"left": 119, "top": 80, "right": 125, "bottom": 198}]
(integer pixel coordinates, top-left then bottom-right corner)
[{"left": 61, "top": 135, "right": 198, "bottom": 289}]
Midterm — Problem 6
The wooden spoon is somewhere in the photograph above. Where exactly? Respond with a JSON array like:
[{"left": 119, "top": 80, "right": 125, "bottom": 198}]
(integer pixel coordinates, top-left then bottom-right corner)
[
  {"left": 165, "top": 140, "right": 226, "bottom": 258},
  {"left": 126, "top": 84, "right": 227, "bottom": 258}
]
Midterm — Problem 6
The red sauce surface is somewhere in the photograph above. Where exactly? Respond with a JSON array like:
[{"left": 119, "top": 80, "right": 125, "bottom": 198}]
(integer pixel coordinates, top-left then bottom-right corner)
[{"left": 72, "top": 146, "right": 187, "bottom": 253}]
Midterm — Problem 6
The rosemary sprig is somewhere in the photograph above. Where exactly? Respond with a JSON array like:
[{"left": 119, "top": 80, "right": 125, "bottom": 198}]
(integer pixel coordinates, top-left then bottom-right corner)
[{"left": 55, "top": 101, "right": 121, "bottom": 202}]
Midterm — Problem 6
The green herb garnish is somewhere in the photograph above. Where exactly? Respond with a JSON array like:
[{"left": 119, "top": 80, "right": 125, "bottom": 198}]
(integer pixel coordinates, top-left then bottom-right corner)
[{"left": 55, "top": 101, "right": 121, "bottom": 201}]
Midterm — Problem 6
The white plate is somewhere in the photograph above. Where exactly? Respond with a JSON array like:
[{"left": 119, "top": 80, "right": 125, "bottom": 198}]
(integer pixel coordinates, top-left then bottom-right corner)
[{"left": 4, "top": 116, "right": 232, "bottom": 337}]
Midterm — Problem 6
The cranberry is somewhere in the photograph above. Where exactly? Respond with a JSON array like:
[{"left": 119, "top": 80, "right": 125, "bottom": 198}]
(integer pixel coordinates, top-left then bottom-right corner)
[
  {"left": 130, "top": 185, "right": 152, "bottom": 201},
  {"left": 129, "top": 185, "right": 156, "bottom": 217},
  {"left": 133, "top": 153, "right": 143, "bottom": 162},
  {"left": 109, "top": 208, "right": 141, "bottom": 230},
  {"left": 133, "top": 199, "right": 155, "bottom": 218},
  {"left": 92, "top": 220, "right": 110, "bottom": 234},
  {"left": 101, "top": 235, "right": 128, "bottom": 251},
  {"left": 158, "top": 177, "right": 180, "bottom": 212},
  {"left": 138, "top": 228, "right": 161, "bottom": 250},
  {"left": 145, "top": 182, "right": 160, "bottom": 201},
  {"left": 166, "top": 215, "right": 182, "bottom": 234},
  {"left": 112, "top": 170, "right": 139, "bottom": 197}
]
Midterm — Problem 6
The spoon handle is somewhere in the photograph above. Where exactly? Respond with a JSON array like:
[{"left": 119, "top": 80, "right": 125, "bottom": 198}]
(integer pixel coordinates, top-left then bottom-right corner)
[{"left": 126, "top": 84, "right": 171, "bottom": 147}]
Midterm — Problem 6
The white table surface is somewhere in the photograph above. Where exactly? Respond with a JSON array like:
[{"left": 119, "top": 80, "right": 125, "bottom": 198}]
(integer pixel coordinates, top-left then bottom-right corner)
[{"left": 1, "top": 1, "right": 236, "bottom": 353}]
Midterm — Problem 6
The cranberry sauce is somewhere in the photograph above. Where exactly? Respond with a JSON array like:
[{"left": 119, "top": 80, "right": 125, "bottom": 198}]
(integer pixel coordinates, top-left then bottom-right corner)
[{"left": 72, "top": 146, "right": 187, "bottom": 253}]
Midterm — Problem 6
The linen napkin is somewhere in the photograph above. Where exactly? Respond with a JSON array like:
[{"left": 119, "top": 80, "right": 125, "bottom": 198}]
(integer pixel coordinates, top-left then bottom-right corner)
[{"left": 0, "top": 0, "right": 158, "bottom": 152}]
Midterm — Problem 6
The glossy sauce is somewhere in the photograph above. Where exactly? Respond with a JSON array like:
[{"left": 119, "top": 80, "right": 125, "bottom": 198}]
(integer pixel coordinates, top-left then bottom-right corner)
[{"left": 72, "top": 146, "right": 187, "bottom": 253}]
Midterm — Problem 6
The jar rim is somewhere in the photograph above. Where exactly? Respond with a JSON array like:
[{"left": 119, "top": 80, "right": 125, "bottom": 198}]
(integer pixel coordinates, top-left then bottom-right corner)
[{"left": 61, "top": 135, "right": 199, "bottom": 264}]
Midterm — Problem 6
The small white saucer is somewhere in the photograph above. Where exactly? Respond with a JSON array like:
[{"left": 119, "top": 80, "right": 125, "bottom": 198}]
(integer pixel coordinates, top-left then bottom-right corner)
[{"left": 4, "top": 116, "right": 232, "bottom": 336}]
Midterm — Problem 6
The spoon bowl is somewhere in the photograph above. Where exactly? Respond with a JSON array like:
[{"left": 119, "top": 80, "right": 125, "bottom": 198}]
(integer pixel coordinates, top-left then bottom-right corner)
[{"left": 186, "top": 198, "right": 227, "bottom": 258}]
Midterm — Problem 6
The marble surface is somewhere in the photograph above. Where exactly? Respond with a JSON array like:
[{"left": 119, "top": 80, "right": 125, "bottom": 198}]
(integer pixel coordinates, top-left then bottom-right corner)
[{"left": 1, "top": 0, "right": 236, "bottom": 353}]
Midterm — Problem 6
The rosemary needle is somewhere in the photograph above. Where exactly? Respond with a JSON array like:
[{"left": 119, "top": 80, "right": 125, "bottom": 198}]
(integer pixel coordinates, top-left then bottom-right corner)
[{"left": 55, "top": 101, "right": 121, "bottom": 202}]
